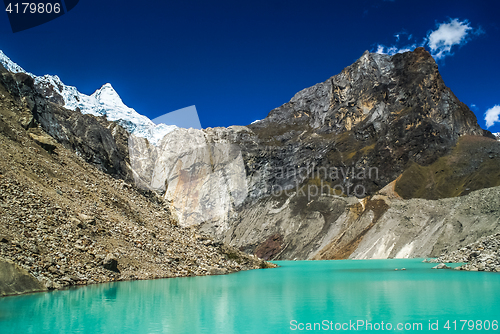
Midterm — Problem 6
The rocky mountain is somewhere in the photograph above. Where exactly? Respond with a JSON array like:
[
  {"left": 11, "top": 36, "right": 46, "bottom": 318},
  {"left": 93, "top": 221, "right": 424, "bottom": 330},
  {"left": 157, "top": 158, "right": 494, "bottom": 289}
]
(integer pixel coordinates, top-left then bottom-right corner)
[
  {"left": 0, "top": 56, "right": 272, "bottom": 296},
  {"left": 0, "top": 50, "right": 176, "bottom": 145},
  {"left": 1, "top": 46, "right": 499, "bottom": 296},
  {"left": 129, "top": 47, "right": 500, "bottom": 261}
]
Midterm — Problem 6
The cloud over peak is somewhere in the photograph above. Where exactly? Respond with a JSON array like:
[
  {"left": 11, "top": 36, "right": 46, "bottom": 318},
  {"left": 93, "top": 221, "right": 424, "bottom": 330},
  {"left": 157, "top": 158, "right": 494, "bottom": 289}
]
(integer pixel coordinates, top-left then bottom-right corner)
[
  {"left": 427, "top": 19, "right": 478, "bottom": 60},
  {"left": 375, "top": 44, "right": 417, "bottom": 56},
  {"left": 374, "top": 18, "right": 482, "bottom": 60},
  {"left": 485, "top": 105, "right": 500, "bottom": 128}
]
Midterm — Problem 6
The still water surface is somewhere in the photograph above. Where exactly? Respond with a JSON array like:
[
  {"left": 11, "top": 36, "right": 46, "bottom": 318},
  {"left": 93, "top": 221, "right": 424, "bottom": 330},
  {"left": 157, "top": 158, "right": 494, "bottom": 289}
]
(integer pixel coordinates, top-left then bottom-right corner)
[{"left": 0, "top": 259, "right": 499, "bottom": 333}]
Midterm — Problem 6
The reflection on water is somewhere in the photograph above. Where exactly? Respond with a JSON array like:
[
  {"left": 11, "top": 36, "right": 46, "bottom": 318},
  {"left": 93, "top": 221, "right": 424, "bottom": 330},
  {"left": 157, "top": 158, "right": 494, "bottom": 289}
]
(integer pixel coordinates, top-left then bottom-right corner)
[{"left": 0, "top": 259, "right": 499, "bottom": 333}]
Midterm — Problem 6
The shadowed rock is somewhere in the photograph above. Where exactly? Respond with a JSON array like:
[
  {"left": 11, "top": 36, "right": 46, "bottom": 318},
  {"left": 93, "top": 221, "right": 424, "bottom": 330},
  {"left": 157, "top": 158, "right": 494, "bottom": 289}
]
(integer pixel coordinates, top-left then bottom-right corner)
[{"left": 0, "top": 258, "right": 47, "bottom": 296}]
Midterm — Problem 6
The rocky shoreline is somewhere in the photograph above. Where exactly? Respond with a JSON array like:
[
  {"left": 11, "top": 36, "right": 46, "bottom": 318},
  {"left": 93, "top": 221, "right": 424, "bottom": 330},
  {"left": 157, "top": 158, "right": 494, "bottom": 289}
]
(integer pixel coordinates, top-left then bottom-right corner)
[
  {"left": 427, "top": 233, "right": 500, "bottom": 272},
  {"left": 0, "top": 153, "right": 274, "bottom": 296},
  {"left": 0, "top": 74, "right": 274, "bottom": 297},
  {"left": 0, "top": 147, "right": 274, "bottom": 296}
]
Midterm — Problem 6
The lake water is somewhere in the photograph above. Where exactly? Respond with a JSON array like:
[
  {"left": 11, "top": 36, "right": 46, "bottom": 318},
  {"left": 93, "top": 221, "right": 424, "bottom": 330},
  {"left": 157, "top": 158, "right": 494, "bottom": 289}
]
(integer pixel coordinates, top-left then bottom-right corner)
[{"left": 1, "top": 259, "right": 499, "bottom": 333}]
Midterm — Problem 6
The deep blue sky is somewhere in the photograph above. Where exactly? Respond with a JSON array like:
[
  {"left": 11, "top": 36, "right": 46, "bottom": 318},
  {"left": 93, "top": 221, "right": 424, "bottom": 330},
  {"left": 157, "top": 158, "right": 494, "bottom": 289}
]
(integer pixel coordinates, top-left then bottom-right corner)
[{"left": 1, "top": 0, "right": 499, "bottom": 132}]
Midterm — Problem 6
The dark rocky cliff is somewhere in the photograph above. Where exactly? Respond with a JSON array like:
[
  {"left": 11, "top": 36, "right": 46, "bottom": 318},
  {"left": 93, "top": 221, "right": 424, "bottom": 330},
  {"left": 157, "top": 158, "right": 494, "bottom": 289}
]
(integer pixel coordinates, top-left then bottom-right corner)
[
  {"left": 0, "top": 66, "right": 132, "bottom": 181},
  {"left": 246, "top": 47, "right": 491, "bottom": 198}
]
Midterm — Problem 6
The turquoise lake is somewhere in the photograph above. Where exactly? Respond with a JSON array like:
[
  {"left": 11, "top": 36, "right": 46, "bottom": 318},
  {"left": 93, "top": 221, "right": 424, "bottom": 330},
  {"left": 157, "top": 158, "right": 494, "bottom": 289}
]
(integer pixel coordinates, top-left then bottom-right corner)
[{"left": 1, "top": 259, "right": 499, "bottom": 333}]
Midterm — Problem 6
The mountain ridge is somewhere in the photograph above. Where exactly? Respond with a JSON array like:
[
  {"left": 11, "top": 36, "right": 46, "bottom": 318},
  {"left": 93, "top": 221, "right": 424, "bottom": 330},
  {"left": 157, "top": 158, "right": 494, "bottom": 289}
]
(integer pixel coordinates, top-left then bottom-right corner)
[
  {"left": 0, "top": 50, "right": 176, "bottom": 145},
  {"left": 0, "top": 63, "right": 273, "bottom": 296},
  {"left": 0, "top": 47, "right": 499, "bottom": 285},
  {"left": 128, "top": 47, "right": 499, "bottom": 261}
]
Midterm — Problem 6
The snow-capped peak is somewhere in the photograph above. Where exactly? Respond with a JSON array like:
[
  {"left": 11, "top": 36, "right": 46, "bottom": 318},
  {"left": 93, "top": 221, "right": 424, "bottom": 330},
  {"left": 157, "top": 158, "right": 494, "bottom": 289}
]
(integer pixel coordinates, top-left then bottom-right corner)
[
  {"left": 0, "top": 50, "right": 27, "bottom": 74},
  {"left": 0, "top": 49, "right": 177, "bottom": 145},
  {"left": 92, "top": 83, "right": 125, "bottom": 107}
]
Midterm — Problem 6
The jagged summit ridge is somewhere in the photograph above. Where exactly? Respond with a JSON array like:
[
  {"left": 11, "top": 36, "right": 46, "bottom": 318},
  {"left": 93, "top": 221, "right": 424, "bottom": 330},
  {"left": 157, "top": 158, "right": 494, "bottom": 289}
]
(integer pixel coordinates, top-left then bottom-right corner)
[
  {"left": 92, "top": 83, "right": 122, "bottom": 104},
  {"left": 255, "top": 47, "right": 482, "bottom": 139},
  {"left": 0, "top": 50, "right": 176, "bottom": 145},
  {"left": 0, "top": 50, "right": 25, "bottom": 73}
]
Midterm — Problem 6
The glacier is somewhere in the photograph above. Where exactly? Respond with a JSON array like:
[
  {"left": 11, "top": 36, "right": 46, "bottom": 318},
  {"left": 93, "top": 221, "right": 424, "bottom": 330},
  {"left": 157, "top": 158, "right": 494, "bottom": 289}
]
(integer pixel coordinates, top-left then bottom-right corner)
[{"left": 0, "top": 50, "right": 177, "bottom": 145}]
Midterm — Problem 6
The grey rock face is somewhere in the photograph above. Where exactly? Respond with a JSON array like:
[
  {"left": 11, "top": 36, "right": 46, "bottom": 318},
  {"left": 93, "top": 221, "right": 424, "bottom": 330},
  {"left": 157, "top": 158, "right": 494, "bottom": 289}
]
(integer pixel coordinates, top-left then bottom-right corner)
[
  {"left": 0, "top": 258, "right": 47, "bottom": 296},
  {"left": 129, "top": 127, "right": 249, "bottom": 230},
  {"left": 125, "top": 49, "right": 498, "bottom": 261},
  {"left": 249, "top": 48, "right": 485, "bottom": 196},
  {"left": 0, "top": 65, "right": 132, "bottom": 180}
]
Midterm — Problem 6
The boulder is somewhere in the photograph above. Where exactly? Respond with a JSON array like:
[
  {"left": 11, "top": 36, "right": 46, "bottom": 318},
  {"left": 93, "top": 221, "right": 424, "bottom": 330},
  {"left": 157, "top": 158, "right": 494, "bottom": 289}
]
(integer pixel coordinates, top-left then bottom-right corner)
[
  {"left": 28, "top": 133, "right": 57, "bottom": 153},
  {"left": 208, "top": 267, "right": 226, "bottom": 275},
  {"left": 19, "top": 114, "right": 34, "bottom": 129},
  {"left": 432, "top": 263, "right": 451, "bottom": 270},
  {"left": 0, "top": 258, "right": 47, "bottom": 296},
  {"left": 78, "top": 214, "right": 95, "bottom": 225},
  {"left": 103, "top": 253, "right": 120, "bottom": 273}
]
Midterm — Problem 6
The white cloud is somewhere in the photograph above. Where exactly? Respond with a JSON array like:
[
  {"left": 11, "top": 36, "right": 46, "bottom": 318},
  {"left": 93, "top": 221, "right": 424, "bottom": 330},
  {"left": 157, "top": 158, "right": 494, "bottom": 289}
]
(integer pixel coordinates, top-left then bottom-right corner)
[
  {"left": 374, "top": 30, "right": 420, "bottom": 56},
  {"left": 426, "top": 18, "right": 475, "bottom": 60},
  {"left": 375, "top": 44, "right": 417, "bottom": 56},
  {"left": 485, "top": 105, "right": 500, "bottom": 128},
  {"left": 373, "top": 18, "right": 482, "bottom": 60}
]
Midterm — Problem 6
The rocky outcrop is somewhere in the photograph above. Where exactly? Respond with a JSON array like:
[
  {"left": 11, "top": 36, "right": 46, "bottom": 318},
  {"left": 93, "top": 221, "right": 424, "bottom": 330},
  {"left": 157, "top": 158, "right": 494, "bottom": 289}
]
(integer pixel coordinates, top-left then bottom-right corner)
[
  {"left": 432, "top": 263, "right": 452, "bottom": 270},
  {"left": 28, "top": 131, "right": 57, "bottom": 153},
  {"left": 103, "top": 253, "right": 120, "bottom": 273},
  {"left": 0, "top": 64, "right": 132, "bottom": 181},
  {"left": 0, "top": 258, "right": 47, "bottom": 296},
  {"left": 430, "top": 233, "right": 500, "bottom": 272}
]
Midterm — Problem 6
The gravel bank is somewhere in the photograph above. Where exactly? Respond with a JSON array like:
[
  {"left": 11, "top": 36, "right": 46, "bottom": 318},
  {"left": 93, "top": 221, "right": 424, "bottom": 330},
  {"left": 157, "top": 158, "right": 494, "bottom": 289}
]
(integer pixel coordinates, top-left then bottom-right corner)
[{"left": 428, "top": 233, "right": 500, "bottom": 272}]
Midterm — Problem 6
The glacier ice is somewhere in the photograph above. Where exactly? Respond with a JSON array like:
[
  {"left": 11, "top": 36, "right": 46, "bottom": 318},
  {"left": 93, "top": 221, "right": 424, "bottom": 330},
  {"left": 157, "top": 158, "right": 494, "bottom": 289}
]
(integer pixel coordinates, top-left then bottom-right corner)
[{"left": 0, "top": 50, "right": 178, "bottom": 146}]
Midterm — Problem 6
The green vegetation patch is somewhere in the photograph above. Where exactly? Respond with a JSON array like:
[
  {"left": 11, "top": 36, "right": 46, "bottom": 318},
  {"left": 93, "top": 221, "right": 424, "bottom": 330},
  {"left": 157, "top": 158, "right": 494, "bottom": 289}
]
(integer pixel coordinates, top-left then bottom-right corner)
[{"left": 395, "top": 136, "right": 500, "bottom": 199}]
